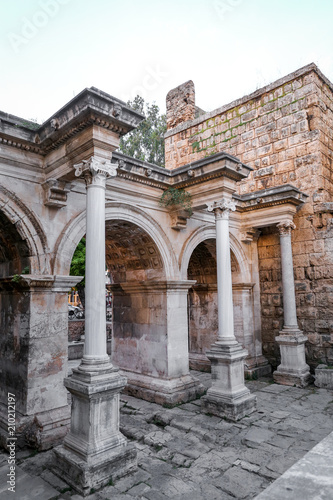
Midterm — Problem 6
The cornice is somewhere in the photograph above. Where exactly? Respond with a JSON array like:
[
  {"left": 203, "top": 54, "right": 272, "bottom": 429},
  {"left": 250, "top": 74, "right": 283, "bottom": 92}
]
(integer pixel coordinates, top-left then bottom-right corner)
[
  {"left": 0, "top": 87, "right": 144, "bottom": 157},
  {"left": 233, "top": 185, "right": 308, "bottom": 212},
  {"left": 112, "top": 150, "right": 252, "bottom": 190}
]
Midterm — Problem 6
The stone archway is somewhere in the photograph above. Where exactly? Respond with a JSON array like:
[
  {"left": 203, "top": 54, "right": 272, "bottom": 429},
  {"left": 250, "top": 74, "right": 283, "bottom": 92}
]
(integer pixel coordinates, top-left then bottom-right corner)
[
  {"left": 186, "top": 238, "right": 250, "bottom": 371},
  {"left": 53, "top": 202, "right": 203, "bottom": 405},
  {"left": 53, "top": 202, "right": 178, "bottom": 278},
  {"left": 181, "top": 226, "right": 259, "bottom": 373}
]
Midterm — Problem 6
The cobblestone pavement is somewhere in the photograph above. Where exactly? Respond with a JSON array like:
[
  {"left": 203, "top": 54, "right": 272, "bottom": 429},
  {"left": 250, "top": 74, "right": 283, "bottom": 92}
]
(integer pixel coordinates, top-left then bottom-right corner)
[{"left": 1, "top": 371, "right": 333, "bottom": 499}]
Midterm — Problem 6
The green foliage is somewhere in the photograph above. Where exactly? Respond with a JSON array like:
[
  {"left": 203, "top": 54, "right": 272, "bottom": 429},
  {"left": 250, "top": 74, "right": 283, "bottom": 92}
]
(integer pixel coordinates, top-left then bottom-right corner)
[
  {"left": 11, "top": 274, "right": 21, "bottom": 283},
  {"left": 70, "top": 238, "right": 86, "bottom": 288},
  {"left": 119, "top": 96, "right": 166, "bottom": 167},
  {"left": 159, "top": 187, "right": 192, "bottom": 216}
]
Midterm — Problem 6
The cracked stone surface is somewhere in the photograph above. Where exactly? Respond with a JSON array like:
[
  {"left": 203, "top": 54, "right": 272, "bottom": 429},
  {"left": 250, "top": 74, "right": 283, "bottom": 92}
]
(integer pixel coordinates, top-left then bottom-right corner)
[{"left": 0, "top": 371, "right": 332, "bottom": 499}]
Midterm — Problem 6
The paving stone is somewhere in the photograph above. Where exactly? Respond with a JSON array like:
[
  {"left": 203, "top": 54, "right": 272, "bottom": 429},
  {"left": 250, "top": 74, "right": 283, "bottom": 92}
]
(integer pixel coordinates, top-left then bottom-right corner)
[
  {"left": 113, "top": 468, "right": 151, "bottom": 493},
  {"left": 213, "top": 466, "right": 269, "bottom": 499},
  {"left": 148, "top": 473, "right": 197, "bottom": 498},
  {"left": 233, "top": 459, "right": 260, "bottom": 472},
  {"left": 0, "top": 464, "right": 59, "bottom": 500},
  {"left": 143, "top": 430, "right": 173, "bottom": 448},
  {"left": 270, "top": 410, "right": 291, "bottom": 418},
  {"left": 127, "top": 481, "right": 151, "bottom": 496},
  {"left": 260, "top": 384, "right": 291, "bottom": 394},
  {"left": 266, "top": 434, "right": 295, "bottom": 449},
  {"left": 41, "top": 469, "right": 70, "bottom": 490},
  {"left": 242, "top": 426, "right": 275, "bottom": 446},
  {"left": 239, "top": 447, "right": 273, "bottom": 466}
]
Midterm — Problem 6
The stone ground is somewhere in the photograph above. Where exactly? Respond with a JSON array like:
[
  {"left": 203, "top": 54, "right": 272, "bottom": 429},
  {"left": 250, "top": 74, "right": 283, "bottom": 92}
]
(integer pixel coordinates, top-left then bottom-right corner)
[{"left": 1, "top": 371, "right": 333, "bottom": 500}]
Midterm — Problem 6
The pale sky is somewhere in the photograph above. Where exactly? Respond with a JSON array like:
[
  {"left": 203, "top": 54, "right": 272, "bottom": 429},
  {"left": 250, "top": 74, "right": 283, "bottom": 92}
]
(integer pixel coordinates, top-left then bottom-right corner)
[{"left": 0, "top": 0, "right": 332, "bottom": 123}]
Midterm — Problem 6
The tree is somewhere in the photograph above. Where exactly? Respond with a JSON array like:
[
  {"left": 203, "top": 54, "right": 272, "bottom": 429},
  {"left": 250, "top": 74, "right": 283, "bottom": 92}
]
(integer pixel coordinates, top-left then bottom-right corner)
[
  {"left": 70, "top": 237, "right": 86, "bottom": 307},
  {"left": 119, "top": 96, "right": 166, "bottom": 167}
]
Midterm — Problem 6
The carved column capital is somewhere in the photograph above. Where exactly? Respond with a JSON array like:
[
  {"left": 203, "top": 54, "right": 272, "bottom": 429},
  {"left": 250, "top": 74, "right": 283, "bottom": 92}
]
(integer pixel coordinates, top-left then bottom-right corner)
[
  {"left": 73, "top": 156, "right": 118, "bottom": 187},
  {"left": 277, "top": 220, "right": 296, "bottom": 236},
  {"left": 207, "top": 199, "right": 236, "bottom": 220}
]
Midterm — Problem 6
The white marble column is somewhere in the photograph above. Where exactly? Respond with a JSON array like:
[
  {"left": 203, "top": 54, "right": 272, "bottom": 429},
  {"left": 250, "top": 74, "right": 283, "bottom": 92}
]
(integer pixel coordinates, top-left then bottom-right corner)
[
  {"left": 53, "top": 156, "right": 137, "bottom": 496},
  {"left": 74, "top": 157, "right": 117, "bottom": 367},
  {"left": 273, "top": 220, "right": 312, "bottom": 387},
  {"left": 277, "top": 221, "right": 299, "bottom": 330},
  {"left": 201, "top": 199, "right": 256, "bottom": 421},
  {"left": 211, "top": 200, "right": 238, "bottom": 345}
]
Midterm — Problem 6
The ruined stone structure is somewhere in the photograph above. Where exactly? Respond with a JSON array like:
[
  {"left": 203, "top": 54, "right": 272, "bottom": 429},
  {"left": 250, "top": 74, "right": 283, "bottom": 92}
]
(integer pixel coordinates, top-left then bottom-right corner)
[
  {"left": 0, "top": 63, "right": 332, "bottom": 469},
  {"left": 166, "top": 63, "right": 333, "bottom": 372}
]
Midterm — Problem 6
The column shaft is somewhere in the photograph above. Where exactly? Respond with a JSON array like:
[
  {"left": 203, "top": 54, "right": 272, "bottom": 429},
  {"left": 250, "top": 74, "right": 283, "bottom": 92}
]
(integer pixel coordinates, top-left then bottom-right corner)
[
  {"left": 273, "top": 220, "right": 312, "bottom": 387},
  {"left": 84, "top": 181, "right": 108, "bottom": 361},
  {"left": 215, "top": 211, "right": 236, "bottom": 344},
  {"left": 279, "top": 231, "right": 298, "bottom": 329}
]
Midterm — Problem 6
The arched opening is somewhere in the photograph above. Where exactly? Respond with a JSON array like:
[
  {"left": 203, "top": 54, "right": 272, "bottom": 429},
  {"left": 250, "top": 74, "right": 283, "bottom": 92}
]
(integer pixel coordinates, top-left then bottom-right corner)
[
  {"left": 0, "top": 211, "right": 32, "bottom": 422},
  {"left": 105, "top": 220, "right": 168, "bottom": 379},
  {"left": 187, "top": 238, "right": 254, "bottom": 371},
  {"left": 0, "top": 211, "right": 30, "bottom": 278}
]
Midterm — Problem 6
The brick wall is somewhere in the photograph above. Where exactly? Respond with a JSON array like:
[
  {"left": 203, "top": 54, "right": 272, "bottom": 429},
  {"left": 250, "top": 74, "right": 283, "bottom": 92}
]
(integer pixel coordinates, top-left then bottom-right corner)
[{"left": 166, "top": 65, "right": 333, "bottom": 367}]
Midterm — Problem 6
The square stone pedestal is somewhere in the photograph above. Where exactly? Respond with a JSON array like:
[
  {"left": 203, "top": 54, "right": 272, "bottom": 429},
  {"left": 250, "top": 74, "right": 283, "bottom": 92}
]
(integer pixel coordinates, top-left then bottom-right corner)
[
  {"left": 52, "top": 363, "right": 137, "bottom": 496},
  {"left": 273, "top": 331, "right": 312, "bottom": 387},
  {"left": 201, "top": 342, "right": 257, "bottom": 421}
]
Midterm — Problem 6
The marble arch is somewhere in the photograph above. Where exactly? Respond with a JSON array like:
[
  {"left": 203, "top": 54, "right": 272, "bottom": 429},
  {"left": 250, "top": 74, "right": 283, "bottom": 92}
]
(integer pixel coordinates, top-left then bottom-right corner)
[
  {"left": 0, "top": 185, "right": 49, "bottom": 275},
  {"left": 53, "top": 201, "right": 177, "bottom": 280},
  {"left": 180, "top": 224, "right": 251, "bottom": 283}
]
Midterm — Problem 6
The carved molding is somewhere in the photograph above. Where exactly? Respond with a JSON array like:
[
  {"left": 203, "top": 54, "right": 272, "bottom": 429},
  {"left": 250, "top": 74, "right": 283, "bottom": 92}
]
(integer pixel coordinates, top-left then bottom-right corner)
[{"left": 277, "top": 220, "right": 296, "bottom": 236}]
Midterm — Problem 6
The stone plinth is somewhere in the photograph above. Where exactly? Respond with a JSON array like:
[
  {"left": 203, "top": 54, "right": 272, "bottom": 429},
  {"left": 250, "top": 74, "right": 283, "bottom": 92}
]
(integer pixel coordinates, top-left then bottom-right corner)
[
  {"left": 123, "top": 370, "right": 204, "bottom": 407},
  {"left": 201, "top": 343, "right": 257, "bottom": 421},
  {"left": 273, "top": 331, "right": 312, "bottom": 387},
  {"left": 53, "top": 365, "right": 136, "bottom": 496}
]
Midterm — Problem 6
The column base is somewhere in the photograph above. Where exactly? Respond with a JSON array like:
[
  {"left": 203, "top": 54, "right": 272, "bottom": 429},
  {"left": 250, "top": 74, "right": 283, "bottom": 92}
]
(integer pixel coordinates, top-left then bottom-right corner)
[
  {"left": 201, "top": 392, "right": 257, "bottom": 421},
  {"left": 273, "top": 330, "right": 313, "bottom": 387},
  {"left": 51, "top": 363, "right": 137, "bottom": 495},
  {"left": 0, "top": 404, "right": 70, "bottom": 451},
  {"left": 53, "top": 443, "right": 137, "bottom": 497},
  {"left": 121, "top": 370, "right": 206, "bottom": 407},
  {"left": 201, "top": 342, "right": 257, "bottom": 421}
]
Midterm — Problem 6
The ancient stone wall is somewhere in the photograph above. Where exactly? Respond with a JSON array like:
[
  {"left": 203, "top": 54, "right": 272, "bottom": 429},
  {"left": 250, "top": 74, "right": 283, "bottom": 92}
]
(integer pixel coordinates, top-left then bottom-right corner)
[
  {"left": 166, "top": 80, "right": 195, "bottom": 130},
  {"left": 166, "top": 65, "right": 333, "bottom": 367}
]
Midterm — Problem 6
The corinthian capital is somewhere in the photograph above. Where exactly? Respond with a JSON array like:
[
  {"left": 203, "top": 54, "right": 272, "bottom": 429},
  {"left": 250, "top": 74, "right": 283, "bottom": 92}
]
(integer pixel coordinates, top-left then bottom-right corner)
[
  {"left": 207, "top": 199, "right": 236, "bottom": 220},
  {"left": 73, "top": 156, "right": 118, "bottom": 186},
  {"left": 277, "top": 220, "right": 296, "bottom": 236}
]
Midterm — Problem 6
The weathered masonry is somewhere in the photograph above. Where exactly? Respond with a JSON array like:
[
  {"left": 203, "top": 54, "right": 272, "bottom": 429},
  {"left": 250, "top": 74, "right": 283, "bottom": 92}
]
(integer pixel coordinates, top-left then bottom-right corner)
[
  {"left": 166, "top": 63, "right": 333, "bottom": 372},
  {"left": 0, "top": 63, "right": 332, "bottom": 455}
]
